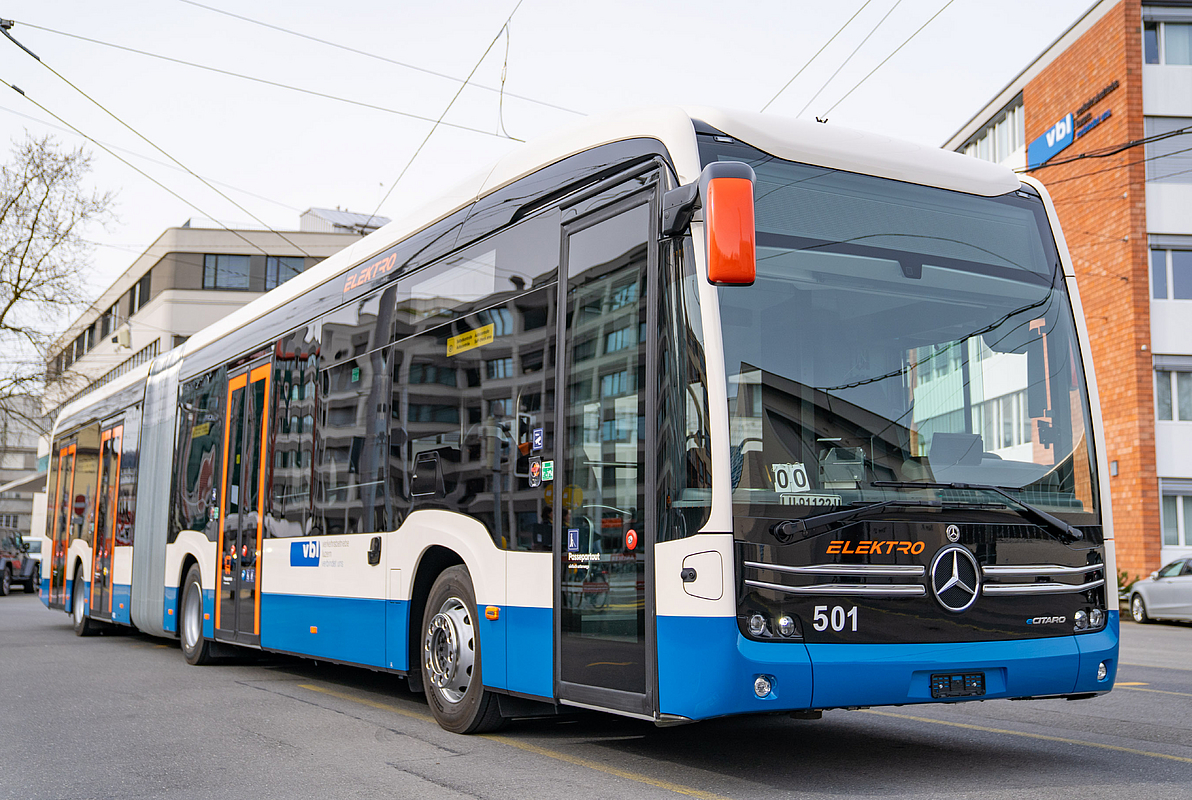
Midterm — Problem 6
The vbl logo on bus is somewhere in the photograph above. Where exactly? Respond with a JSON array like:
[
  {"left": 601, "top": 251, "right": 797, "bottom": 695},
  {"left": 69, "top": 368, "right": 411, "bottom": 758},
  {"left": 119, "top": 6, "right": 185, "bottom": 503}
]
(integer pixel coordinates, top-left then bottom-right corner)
[{"left": 290, "top": 540, "right": 320, "bottom": 567}]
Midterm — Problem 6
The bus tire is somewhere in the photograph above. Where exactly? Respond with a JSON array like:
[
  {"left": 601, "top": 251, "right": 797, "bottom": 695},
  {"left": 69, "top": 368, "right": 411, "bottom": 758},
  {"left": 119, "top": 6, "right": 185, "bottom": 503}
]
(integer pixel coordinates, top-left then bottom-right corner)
[
  {"left": 72, "top": 566, "right": 97, "bottom": 636},
  {"left": 420, "top": 565, "right": 505, "bottom": 734},
  {"left": 1130, "top": 593, "right": 1153, "bottom": 624},
  {"left": 181, "top": 565, "right": 216, "bottom": 665}
]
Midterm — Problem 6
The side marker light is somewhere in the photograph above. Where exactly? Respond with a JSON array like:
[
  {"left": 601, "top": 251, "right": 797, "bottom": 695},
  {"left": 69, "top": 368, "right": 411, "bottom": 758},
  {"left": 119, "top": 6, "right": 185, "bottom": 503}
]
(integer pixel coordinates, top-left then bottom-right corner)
[
  {"left": 485, "top": 606, "right": 500, "bottom": 621},
  {"left": 310, "top": 626, "right": 318, "bottom": 634}
]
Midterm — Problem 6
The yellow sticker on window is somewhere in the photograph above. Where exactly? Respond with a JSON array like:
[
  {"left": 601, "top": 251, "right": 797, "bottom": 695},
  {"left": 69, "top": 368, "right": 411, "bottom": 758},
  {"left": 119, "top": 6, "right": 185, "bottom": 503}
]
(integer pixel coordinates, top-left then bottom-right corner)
[
  {"left": 191, "top": 422, "right": 210, "bottom": 439},
  {"left": 446, "top": 323, "right": 495, "bottom": 357}
]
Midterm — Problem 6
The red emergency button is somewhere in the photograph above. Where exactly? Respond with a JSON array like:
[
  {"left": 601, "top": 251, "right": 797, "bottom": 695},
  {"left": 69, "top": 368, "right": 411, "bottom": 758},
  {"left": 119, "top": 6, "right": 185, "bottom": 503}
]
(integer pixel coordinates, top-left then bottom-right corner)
[{"left": 625, "top": 529, "right": 638, "bottom": 551}]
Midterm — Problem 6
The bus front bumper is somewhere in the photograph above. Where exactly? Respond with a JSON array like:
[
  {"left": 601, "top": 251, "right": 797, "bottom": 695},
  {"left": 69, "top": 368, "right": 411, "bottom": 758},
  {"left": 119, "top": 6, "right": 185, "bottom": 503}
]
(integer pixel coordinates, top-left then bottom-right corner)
[{"left": 656, "top": 612, "right": 1118, "bottom": 721}]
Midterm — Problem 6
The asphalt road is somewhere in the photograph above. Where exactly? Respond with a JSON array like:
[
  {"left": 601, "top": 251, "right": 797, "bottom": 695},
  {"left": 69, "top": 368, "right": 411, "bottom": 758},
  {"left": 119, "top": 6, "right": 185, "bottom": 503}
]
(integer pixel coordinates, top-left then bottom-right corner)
[{"left": 2, "top": 593, "right": 1189, "bottom": 799}]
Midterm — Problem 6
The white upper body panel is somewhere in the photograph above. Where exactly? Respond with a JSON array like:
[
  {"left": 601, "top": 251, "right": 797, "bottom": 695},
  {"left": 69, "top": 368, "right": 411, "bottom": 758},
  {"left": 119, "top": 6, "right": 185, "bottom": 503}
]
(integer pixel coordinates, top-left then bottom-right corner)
[{"left": 175, "top": 107, "right": 1022, "bottom": 370}]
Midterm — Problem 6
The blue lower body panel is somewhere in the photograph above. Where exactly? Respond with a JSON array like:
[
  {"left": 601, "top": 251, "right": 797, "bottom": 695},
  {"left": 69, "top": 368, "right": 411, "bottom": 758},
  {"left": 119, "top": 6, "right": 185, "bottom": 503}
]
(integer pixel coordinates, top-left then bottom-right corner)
[
  {"left": 503, "top": 605, "right": 552, "bottom": 699},
  {"left": 657, "top": 613, "right": 1119, "bottom": 720},
  {"left": 111, "top": 584, "right": 132, "bottom": 625},
  {"left": 163, "top": 586, "right": 178, "bottom": 633},
  {"left": 657, "top": 615, "right": 813, "bottom": 719},
  {"left": 261, "top": 593, "right": 390, "bottom": 668}
]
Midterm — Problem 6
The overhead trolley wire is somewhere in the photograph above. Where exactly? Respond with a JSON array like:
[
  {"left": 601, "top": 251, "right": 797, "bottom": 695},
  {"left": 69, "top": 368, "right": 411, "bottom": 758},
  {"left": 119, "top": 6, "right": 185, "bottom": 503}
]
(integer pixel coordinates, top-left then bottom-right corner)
[
  {"left": 760, "top": 0, "right": 875, "bottom": 113},
  {"left": 175, "top": 0, "right": 584, "bottom": 118},
  {"left": 1042, "top": 143, "right": 1192, "bottom": 186},
  {"left": 1018, "top": 124, "right": 1192, "bottom": 172},
  {"left": 796, "top": 0, "right": 906, "bottom": 120},
  {"left": 1, "top": 76, "right": 292, "bottom": 261},
  {"left": 1, "top": 23, "right": 315, "bottom": 256},
  {"left": 16, "top": 23, "right": 521, "bottom": 142},
  {"left": 0, "top": 103, "right": 302, "bottom": 211},
  {"left": 821, "top": 0, "right": 956, "bottom": 118},
  {"left": 364, "top": 0, "right": 526, "bottom": 231}
]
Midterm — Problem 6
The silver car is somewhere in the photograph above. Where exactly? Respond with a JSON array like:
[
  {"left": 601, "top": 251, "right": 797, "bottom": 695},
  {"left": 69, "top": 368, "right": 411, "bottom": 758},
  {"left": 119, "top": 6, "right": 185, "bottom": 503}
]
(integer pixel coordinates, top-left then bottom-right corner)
[{"left": 1129, "top": 558, "right": 1192, "bottom": 623}]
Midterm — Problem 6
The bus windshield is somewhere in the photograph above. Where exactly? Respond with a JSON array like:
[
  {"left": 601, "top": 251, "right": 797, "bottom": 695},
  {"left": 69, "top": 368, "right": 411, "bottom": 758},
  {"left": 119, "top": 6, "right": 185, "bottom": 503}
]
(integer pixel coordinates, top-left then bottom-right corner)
[{"left": 708, "top": 143, "right": 1099, "bottom": 522}]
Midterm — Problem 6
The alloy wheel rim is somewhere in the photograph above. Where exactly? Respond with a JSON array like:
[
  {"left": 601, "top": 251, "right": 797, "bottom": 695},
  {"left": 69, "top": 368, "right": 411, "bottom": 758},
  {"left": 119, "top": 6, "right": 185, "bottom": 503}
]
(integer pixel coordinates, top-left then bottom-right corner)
[
  {"left": 423, "top": 597, "right": 475, "bottom": 704},
  {"left": 183, "top": 582, "right": 202, "bottom": 652},
  {"left": 73, "top": 575, "right": 83, "bottom": 620}
]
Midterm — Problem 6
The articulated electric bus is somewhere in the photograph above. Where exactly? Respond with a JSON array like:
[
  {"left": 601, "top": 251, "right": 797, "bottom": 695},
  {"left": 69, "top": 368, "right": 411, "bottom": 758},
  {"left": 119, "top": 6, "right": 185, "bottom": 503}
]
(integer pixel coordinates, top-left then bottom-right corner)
[{"left": 41, "top": 107, "right": 1117, "bottom": 733}]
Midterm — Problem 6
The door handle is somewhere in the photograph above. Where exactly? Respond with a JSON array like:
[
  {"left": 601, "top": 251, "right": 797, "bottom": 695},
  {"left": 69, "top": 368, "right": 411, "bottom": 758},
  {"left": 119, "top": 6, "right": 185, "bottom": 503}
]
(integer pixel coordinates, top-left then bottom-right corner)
[{"left": 367, "top": 536, "right": 382, "bottom": 566}]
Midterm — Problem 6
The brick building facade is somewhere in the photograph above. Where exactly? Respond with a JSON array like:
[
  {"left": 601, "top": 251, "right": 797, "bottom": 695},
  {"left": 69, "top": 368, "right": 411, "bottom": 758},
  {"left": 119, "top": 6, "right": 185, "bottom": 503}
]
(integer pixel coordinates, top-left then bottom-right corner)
[{"left": 946, "top": 0, "right": 1192, "bottom": 580}]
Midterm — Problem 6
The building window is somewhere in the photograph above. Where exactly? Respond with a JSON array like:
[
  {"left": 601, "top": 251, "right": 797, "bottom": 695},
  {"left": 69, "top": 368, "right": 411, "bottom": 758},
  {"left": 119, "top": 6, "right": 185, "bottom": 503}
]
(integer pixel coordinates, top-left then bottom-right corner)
[
  {"left": 1145, "top": 22, "right": 1192, "bottom": 65},
  {"left": 266, "top": 256, "right": 304, "bottom": 290},
  {"left": 129, "top": 271, "right": 151, "bottom": 315},
  {"left": 1156, "top": 370, "right": 1192, "bottom": 421},
  {"left": 203, "top": 254, "right": 251, "bottom": 290},
  {"left": 1161, "top": 492, "right": 1192, "bottom": 546},
  {"left": 1144, "top": 118, "right": 1192, "bottom": 184},
  {"left": 0, "top": 513, "right": 19, "bottom": 528},
  {"left": 1151, "top": 249, "right": 1192, "bottom": 299},
  {"left": 962, "top": 102, "right": 1025, "bottom": 164}
]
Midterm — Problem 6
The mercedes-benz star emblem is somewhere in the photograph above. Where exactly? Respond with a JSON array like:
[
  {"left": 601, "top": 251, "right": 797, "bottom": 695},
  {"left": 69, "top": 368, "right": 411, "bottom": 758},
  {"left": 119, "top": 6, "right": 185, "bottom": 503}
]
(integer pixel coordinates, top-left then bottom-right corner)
[
  {"left": 930, "top": 545, "right": 981, "bottom": 613},
  {"left": 946, "top": 524, "right": 961, "bottom": 542}
]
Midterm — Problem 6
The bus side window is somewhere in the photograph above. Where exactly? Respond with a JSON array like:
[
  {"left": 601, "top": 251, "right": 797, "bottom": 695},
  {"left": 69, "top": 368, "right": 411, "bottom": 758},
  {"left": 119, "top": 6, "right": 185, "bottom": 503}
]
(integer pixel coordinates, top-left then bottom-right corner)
[
  {"left": 312, "top": 289, "right": 395, "bottom": 537},
  {"left": 171, "top": 368, "right": 226, "bottom": 544},
  {"left": 270, "top": 325, "right": 319, "bottom": 538}
]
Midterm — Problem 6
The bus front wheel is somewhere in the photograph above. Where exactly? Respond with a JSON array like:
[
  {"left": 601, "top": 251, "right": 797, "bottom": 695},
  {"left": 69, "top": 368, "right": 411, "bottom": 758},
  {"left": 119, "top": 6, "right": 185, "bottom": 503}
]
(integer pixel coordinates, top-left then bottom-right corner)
[{"left": 420, "top": 565, "right": 505, "bottom": 734}]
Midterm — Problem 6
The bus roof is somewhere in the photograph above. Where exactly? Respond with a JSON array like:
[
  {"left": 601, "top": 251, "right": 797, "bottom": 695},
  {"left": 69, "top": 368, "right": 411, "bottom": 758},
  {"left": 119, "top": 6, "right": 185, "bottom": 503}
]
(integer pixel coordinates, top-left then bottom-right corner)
[{"left": 54, "top": 106, "right": 1023, "bottom": 432}]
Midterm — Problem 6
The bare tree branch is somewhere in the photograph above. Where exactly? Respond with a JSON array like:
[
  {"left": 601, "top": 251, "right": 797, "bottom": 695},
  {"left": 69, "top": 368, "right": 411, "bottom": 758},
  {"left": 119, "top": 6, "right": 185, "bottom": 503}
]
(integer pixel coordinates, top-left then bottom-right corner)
[{"left": 0, "top": 133, "right": 114, "bottom": 435}]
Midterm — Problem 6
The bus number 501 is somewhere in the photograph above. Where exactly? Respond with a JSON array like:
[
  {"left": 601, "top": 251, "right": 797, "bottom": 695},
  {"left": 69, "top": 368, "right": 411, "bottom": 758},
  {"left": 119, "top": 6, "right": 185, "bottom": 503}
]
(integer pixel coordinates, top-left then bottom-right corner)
[{"left": 813, "top": 605, "right": 858, "bottom": 632}]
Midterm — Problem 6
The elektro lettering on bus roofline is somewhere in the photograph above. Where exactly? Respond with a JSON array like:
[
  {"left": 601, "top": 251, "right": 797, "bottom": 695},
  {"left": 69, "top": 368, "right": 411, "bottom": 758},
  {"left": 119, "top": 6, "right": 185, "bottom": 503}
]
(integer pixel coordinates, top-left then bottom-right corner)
[{"left": 39, "top": 106, "right": 1117, "bottom": 735}]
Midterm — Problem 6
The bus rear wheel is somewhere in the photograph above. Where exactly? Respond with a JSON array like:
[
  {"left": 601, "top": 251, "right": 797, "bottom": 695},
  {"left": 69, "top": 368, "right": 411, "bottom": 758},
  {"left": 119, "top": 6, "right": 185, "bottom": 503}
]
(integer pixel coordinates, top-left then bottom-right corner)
[
  {"left": 72, "top": 566, "right": 97, "bottom": 636},
  {"left": 181, "top": 565, "right": 216, "bottom": 665},
  {"left": 420, "top": 566, "right": 504, "bottom": 734}
]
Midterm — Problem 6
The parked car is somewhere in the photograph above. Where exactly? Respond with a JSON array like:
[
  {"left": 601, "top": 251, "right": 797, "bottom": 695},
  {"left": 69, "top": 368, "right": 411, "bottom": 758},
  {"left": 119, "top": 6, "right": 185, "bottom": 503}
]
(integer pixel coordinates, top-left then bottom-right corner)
[
  {"left": 0, "top": 527, "right": 34, "bottom": 596},
  {"left": 1129, "top": 558, "right": 1192, "bottom": 623},
  {"left": 20, "top": 536, "right": 41, "bottom": 593}
]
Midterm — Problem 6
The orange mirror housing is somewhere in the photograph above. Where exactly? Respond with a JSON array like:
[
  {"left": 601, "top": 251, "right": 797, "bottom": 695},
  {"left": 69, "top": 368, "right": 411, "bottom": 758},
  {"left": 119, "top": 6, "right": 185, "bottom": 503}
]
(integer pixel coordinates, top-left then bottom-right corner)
[
  {"left": 661, "top": 161, "right": 756, "bottom": 285},
  {"left": 699, "top": 162, "right": 756, "bottom": 286}
]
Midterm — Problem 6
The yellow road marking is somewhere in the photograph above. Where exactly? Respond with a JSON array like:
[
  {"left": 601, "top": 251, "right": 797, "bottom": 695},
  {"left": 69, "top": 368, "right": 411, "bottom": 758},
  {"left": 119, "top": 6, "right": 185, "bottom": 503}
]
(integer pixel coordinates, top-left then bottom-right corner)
[
  {"left": 1121, "top": 661, "right": 1192, "bottom": 673},
  {"left": 299, "top": 684, "right": 728, "bottom": 799},
  {"left": 481, "top": 734, "right": 728, "bottom": 800},
  {"left": 1115, "top": 682, "right": 1148, "bottom": 686},
  {"left": 1119, "top": 685, "right": 1192, "bottom": 699},
  {"left": 862, "top": 709, "right": 1192, "bottom": 765}
]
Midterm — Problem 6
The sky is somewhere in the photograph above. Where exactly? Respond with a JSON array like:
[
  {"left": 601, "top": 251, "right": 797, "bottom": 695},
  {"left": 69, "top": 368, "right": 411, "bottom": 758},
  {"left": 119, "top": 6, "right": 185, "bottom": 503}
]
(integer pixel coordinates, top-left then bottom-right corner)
[{"left": 0, "top": 0, "right": 1097, "bottom": 315}]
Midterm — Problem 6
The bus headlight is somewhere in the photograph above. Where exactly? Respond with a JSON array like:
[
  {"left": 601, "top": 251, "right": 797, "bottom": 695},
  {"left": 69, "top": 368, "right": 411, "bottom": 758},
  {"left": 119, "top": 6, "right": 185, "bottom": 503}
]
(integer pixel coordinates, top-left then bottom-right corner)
[
  {"left": 754, "top": 675, "right": 773, "bottom": 698},
  {"left": 1089, "top": 608, "right": 1104, "bottom": 628},
  {"left": 1097, "top": 661, "right": 1109, "bottom": 681},
  {"left": 1073, "top": 610, "right": 1088, "bottom": 631},
  {"left": 748, "top": 614, "right": 767, "bottom": 636},
  {"left": 777, "top": 615, "right": 796, "bottom": 637}
]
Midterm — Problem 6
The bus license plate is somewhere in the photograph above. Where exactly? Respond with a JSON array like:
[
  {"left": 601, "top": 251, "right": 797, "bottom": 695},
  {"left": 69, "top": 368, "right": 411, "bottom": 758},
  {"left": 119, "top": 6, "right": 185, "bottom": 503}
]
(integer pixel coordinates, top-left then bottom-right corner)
[{"left": 930, "top": 672, "right": 985, "bottom": 699}]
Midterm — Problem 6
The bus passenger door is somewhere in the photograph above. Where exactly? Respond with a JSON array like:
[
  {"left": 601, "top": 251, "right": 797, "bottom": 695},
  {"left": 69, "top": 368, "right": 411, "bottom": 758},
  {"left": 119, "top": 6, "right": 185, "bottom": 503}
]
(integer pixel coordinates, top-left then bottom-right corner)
[
  {"left": 89, "top": 425, "right": 122, "bottom": 620},
  {"left": 49, "top": 443, "right": 77, "bottom": 608},
  {"left": 555, "top": 179, "right": 658, "bottom": 718},
  {"left": 216, "top": 363, "right": 271, "bottom": 645}
]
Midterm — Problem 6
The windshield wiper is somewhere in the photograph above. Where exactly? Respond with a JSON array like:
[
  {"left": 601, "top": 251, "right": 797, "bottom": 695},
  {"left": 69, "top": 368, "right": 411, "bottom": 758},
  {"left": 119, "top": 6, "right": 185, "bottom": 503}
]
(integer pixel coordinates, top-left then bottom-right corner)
[
  {"left": 871, "top": 481, "right": 1084, "bottom": 544},
  {"left": 771, "top": 499, "right": 942, "bottom": 544}
]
